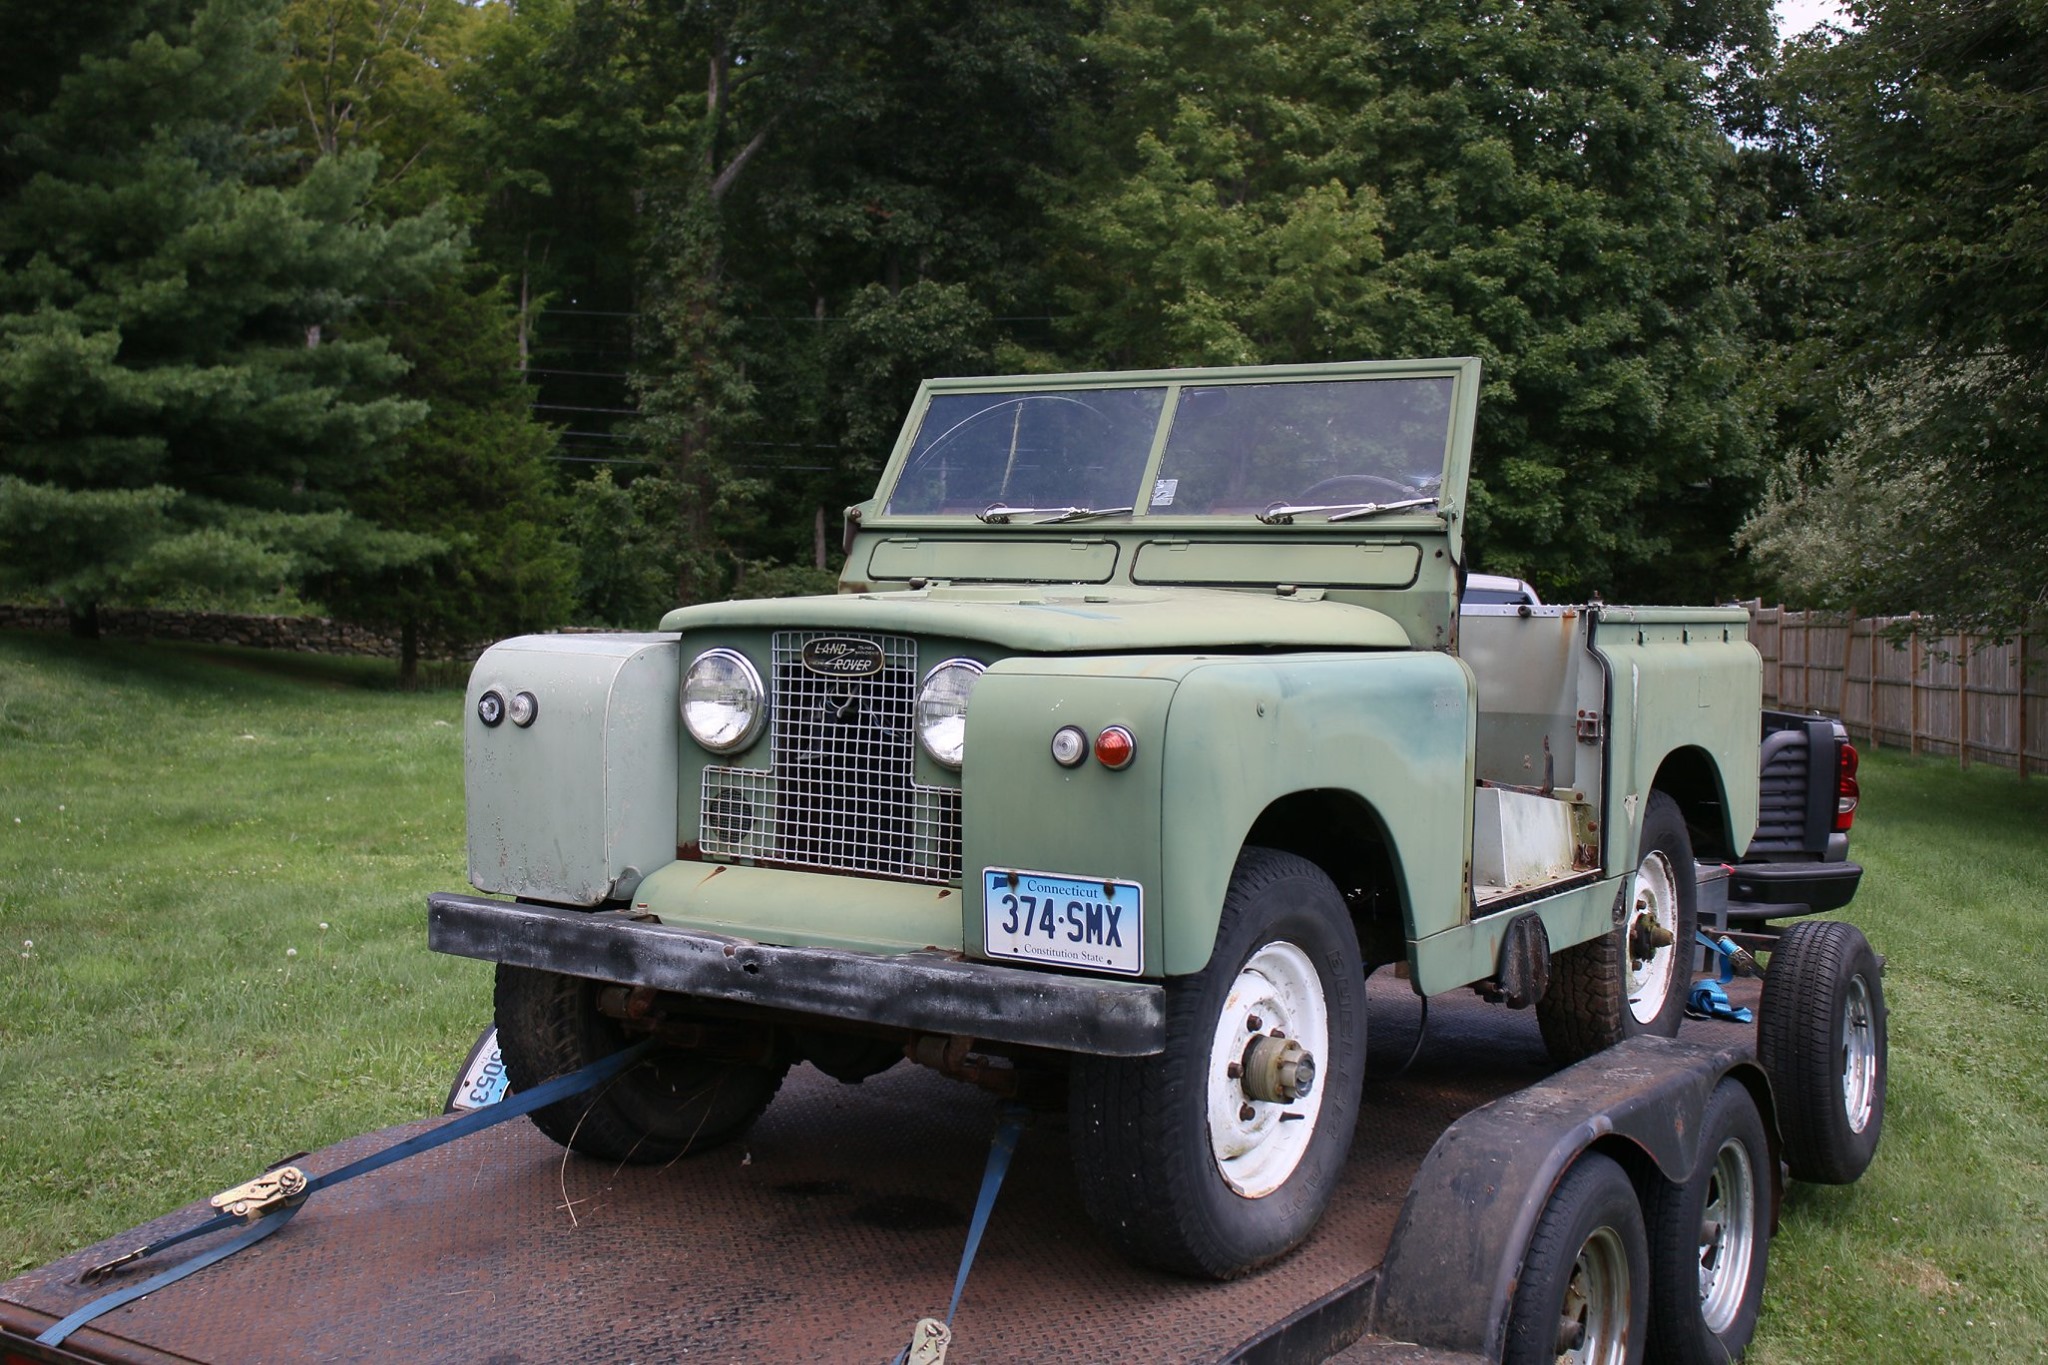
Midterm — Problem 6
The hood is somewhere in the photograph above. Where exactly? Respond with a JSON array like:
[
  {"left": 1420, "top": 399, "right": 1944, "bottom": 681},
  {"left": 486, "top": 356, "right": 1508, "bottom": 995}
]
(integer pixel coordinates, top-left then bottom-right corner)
[{"left": 659, "top": 584, "right": 1411, "bottom": 653}]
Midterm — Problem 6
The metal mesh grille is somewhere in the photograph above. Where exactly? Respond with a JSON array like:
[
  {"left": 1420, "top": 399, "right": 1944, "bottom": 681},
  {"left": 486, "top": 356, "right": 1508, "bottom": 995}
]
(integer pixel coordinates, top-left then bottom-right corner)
[{"left": 700, "top": 632, "right": 963, "bottom": 883}]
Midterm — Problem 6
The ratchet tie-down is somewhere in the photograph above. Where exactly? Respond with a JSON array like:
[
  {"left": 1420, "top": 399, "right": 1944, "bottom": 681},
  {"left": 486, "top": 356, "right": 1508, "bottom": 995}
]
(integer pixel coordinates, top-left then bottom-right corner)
[{"left": 1688, "top": 929, "right": 1759, "bottom": 1024}]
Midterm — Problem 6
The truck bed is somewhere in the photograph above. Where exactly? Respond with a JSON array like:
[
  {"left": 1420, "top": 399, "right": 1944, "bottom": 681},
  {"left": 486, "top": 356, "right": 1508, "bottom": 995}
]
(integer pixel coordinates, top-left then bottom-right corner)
[{"left": 1, "top": 978, "right": 1757, "bottom": 1364}]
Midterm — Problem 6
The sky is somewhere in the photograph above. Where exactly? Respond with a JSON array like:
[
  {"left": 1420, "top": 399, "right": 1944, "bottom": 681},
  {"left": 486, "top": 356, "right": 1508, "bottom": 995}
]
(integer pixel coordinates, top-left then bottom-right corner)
[{"left": 1775, "top": 0, "right": 1855, "bottom": 36}]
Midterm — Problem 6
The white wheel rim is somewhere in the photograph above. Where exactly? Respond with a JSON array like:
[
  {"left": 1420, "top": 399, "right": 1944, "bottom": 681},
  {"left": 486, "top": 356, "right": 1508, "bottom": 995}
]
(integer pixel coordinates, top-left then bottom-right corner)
[
  {"left": 1697, "top": 1134, "right": 1758, "bottom": 1334},
  {"left": 1206, "top": 940, "right": 1329, "bottom": 1198},
  {"left": 1842, "top": 973, "right": 1878, "bottom": 1133},
  {"left": 1560, "top": 1224, "right": 1633, "bottom": 1364},
  {"left": 1625, "top": 849, "right": 1679, "bottom": 1025}
]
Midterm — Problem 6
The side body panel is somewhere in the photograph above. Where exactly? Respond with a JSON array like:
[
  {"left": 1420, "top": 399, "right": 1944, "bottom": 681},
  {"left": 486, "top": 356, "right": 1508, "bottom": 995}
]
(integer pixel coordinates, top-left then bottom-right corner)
[
  {"left": 1157, "top": 653, "right": 1475, "bottom": 976},
  {"left": 465, "top": 635, "right": 679, "bottom": 905},
  {"left": 1591, "top": 609, "right": 1761, "bottom": 869}
]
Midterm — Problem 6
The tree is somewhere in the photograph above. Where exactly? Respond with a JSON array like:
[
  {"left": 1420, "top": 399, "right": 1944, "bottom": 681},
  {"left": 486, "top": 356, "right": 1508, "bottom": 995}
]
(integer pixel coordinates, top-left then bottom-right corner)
[
  {"left": 1045, "top": 0, "right": 1775, "bottom": 602},
  {"left": 1742, "top": 0, "right": 2048, "bottom": 634},
  {"left": 0, "top": 0, "right": 459, "bottom": 633},
  {"left": 316, "top": 271, "right": 577, "bottom": 683},
  {"left": 262, "top": 0, "right": 581, "bottom": 676}
]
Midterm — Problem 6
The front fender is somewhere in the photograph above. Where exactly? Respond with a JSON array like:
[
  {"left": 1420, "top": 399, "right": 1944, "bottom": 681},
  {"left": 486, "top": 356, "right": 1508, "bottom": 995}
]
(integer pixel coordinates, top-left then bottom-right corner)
[
  {"left": 1160, "top": 653, "right": 1475, "bottom": 975},
  {"left": 961, "top": 652, "right": 1475, "bottom": 980}
]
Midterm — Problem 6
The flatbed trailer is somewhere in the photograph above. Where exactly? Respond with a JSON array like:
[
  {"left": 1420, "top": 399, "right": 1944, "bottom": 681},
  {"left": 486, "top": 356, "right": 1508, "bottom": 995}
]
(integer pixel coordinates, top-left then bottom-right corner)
[{"left": 1, "top": 971, "right": 1802, "bottom": 1365}]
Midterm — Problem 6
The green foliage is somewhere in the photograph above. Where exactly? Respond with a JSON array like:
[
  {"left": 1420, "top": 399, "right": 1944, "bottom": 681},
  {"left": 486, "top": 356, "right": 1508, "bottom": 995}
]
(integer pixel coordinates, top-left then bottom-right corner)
[
  {"left": 1047, "top": 0, "right": 1771, "bottom": 602},
  {"left": 0, "top": 0, "right": 461, "bottom": 626},
  {"left": 562, "top": 468, "right": 684, "bottom": 628},
  {"left": 317, "top": 270, "right": 578, "bottom": 677},
  {"left": 1744, "top": 0, "right": 2048, "bottom": 634}
]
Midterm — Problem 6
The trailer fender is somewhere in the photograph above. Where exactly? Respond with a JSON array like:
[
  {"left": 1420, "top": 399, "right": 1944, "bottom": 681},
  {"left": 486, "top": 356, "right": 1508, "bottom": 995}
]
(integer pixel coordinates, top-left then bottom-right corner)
[{"left": 1370, "top": 1034, "right": 1777, "bottom": 1359}]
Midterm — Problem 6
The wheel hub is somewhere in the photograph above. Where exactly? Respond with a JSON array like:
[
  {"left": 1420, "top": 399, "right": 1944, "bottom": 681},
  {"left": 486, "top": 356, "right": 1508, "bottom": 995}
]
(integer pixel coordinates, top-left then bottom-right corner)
[
  {"left": 1206, "top": 940, "right": 1331, "bottom": 1197},
  {"left": 1241, "top": 1033, "right": 1317, "bottom": 1103},
  {"left": 1624, "top": 849, "right": 1680, "bottom": 1025}
]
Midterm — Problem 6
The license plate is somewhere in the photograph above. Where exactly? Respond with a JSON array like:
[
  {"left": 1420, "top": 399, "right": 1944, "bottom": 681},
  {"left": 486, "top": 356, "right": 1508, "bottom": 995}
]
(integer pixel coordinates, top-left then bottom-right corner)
[{"left": 982, "top": 868, "right": 1143, "bottom": 976}]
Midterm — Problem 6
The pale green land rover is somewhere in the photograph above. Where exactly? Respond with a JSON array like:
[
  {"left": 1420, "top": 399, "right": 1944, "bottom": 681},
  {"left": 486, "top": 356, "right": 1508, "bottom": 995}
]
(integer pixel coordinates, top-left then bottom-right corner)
[{"left": 430, "top": 358, "right": 1777, "bottom": 1278}]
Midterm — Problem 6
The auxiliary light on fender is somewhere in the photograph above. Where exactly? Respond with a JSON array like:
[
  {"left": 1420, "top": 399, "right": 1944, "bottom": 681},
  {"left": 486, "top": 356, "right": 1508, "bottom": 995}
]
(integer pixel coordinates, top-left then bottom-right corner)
[{"left": 1094, "top": 726, "right": 1135, "bottom": 770}]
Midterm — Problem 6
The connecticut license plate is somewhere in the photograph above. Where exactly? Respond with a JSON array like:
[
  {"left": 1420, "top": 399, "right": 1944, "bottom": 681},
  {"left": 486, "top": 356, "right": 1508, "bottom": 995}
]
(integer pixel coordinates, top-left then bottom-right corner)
[{"left": 982, "top": 868, "right": 1143, "bottom": 976}]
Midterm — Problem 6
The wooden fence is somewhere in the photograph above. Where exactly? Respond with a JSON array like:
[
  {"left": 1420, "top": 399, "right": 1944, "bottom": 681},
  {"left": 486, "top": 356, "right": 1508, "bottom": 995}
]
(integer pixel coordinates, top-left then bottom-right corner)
[{"left": 1748, "top": 606, "right": 2046, "bottom": 777}]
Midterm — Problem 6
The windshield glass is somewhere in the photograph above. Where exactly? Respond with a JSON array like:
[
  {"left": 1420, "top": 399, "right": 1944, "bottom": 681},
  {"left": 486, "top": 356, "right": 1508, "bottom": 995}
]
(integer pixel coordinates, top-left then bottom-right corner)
[
  {"left": 885, "top": 388, "right": 1166, "bottom": 516},
  {"left": 1152, "top": 378, "right": 1450, "bottom": 514},
  {"left": 881, "top": 373, "right": 1456, "bottom": 520}
]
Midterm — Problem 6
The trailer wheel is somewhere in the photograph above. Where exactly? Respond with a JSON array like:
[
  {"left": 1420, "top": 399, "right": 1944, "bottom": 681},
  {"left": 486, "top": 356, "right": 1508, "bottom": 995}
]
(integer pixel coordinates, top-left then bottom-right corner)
[
  {"left": 1645, "top": 1079, "right": 1770, "bottom": 1365},
  {"left": 1538, "top": 791, "right": 1696, "bottom": 1064},
  {"left": 1758, "top": 919, "right": 1887, "bottom": 1183},
  {"left": 494, "top": 965, "right": 787, "bottom": 1163},
  {"left": 1504, "top": 1152, "right": 1648, "bottom": 1365},
  {"left": 1069, "top": 847, "right": 1365, "bottom": 1278}
]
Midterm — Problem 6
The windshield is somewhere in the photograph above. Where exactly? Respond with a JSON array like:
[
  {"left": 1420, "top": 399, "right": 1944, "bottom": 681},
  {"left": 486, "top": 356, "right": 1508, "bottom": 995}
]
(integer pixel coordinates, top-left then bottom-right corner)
[
  {"left": 881, "top": 375, "right": 1454, "bottom": 520},
  {"left": 886, "top": 388, "right": 1166, "bottom": 516}
]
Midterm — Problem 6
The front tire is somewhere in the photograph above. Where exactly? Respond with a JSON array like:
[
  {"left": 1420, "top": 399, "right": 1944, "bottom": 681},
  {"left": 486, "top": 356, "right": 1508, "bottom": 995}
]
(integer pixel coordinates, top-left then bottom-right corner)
[
  {"left": 1645, "top": 1079, "right": 1771, "bottom": 1365},
  {"left": 1758, "top": 919, "right": 1887, "bottom": 1183},
  {"left": 1069, "top": 847, "right": 1366, "bottom": 1278},
  {"left": 1539, "top": 791, "right": 1697, "bottom": 1064},
  {"left": 494, "top": 965, "right": 787, "bottom": 1163},
  {"left": 1505, "top": 1153, "right": 1649, "bottom": 1365}
]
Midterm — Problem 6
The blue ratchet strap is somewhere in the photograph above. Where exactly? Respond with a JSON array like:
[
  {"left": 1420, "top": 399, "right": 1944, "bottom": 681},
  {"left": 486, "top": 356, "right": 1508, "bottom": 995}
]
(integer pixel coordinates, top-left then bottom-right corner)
[
  {"left": 893, "top": 1101, "right": 1029, "bottom": 1365},
  {"left": 39, "top": 1038, "right": 655, "bottom": 1349},
  {"left": 946, "top": 1103, "right": 1028, "bottom": 1325},
  {"left": 1688, "top": 931, "right": 1755, "bottom": 1023}
]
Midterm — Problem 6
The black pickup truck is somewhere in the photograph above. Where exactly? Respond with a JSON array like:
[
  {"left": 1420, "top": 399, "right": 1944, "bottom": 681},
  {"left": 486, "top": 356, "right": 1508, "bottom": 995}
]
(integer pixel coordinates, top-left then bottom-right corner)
[{"left": 1729, "top": 710, "right": 1864, "bottom": 922}]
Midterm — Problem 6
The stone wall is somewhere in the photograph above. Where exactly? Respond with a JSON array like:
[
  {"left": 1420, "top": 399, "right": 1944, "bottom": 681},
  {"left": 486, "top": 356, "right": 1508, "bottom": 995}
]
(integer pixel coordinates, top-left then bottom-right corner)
[{"left": 0, "top": 604, "right": 418, "bottom": 658}]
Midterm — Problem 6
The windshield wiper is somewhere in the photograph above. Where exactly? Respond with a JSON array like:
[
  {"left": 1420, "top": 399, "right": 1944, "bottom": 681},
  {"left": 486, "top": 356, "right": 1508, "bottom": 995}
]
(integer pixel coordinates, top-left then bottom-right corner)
[
  {"left": 1256, "top": 496, "right": 1438, "bottom": 525},
  {"left": 977, "top": 504, "right": 1134, "bottom": 524}
]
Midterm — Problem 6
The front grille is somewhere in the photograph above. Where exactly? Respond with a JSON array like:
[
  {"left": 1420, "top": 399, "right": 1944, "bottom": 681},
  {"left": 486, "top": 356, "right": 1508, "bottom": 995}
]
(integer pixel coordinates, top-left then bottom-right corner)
[{"left": 699, "top": 632, "right": 963, "bottom": 883}]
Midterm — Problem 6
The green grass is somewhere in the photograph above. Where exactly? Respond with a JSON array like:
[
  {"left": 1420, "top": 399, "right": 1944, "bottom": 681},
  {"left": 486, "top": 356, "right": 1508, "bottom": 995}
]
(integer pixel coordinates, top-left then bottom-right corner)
[
  {"left": 0, "top": 631, "right": 490, "bottom": 1273},
  {"left": 1750, "top": 748, "right": 2048, "bottom": 1363},
  {"left": 2, "top": 633, "right": 2045, "bottom": 1362}
]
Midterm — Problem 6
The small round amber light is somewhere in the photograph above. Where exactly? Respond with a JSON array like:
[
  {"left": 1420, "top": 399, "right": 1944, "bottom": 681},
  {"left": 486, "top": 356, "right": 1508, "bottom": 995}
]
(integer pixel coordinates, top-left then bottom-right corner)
[{"left": 1094, "top": 725, "right": 1136, "bottom": 770}]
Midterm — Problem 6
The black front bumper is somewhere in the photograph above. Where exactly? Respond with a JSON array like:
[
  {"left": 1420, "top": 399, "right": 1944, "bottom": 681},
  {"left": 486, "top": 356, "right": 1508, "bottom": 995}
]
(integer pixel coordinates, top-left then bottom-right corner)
[
  {"left": 1724, "top": 859, "right": 1864, "bottom": 922},
  {"left": 428, "top": 893, "right": 1167, "bottom": 1057}
]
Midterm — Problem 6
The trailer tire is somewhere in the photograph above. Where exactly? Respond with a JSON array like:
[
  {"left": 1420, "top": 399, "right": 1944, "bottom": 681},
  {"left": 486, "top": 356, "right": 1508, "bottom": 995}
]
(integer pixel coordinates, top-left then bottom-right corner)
[
  {"left": 1645, "top": 1079, "right": 1770, "bottom": 1365},
  {"left": 1538, "top": 791, "right": 1696, "bottom": 1064},
  {"left": 1069, "top": 847, "right": 1365, "bottom": 1279},
  {"left": 495, "top": 965, "right": 786, "bottom": 1163},
  {"left": 1758, "top": 919, "right": 1886, "bottom": 1183},
  {"left": 1504, "top": 1152, "right": 1648, "bottom": 1365}
]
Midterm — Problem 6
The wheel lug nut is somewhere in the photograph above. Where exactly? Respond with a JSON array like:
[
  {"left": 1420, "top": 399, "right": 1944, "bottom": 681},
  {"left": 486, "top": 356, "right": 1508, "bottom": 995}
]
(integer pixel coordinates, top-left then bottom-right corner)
[
  {"left": 1239, "top": 1103, "right": 1256, "bottom": 1121},
  {"left": 1226, "top": 1061, "right": 1243, "bottom": 1079},
  {"left": 1246, "top": 1014, "right": 1263, "bottom": 1032},
  {"left": 1270, "top": 1028, "right": 1286, "bottom": 1039}
]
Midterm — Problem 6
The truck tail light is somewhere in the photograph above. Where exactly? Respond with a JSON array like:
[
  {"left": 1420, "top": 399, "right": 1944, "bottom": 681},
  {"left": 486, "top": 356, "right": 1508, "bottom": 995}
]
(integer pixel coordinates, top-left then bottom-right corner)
[
  {"left": 1095, "top": 726, "right": 1136, "bottom": 770},
  {"left": 1834, "top": 742, "right": 1860, "bottom": 832}
]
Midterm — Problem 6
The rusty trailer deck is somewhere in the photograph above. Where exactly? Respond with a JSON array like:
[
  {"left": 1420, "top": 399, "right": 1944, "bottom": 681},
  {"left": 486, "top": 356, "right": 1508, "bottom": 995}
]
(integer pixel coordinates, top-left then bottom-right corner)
[{"left": 1, "top": 976, "right": 1756, "bottom": 1365}]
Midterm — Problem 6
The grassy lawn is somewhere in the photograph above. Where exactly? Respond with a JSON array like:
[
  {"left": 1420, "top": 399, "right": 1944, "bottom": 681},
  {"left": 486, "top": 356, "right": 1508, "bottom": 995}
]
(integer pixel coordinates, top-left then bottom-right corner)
[
  {"left": 0, "top": 631, "right": 490, "bottom": 1273},
  {"left": 3, "top": 630, "right": 2044, "bottom": 1361},
  {"left": 1750, "top": 747, "right": 2048, "bottom": 1363}
]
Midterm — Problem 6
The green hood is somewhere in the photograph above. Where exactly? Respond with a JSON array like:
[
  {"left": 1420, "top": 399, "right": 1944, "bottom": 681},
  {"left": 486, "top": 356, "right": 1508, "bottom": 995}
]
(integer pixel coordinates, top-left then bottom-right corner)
[{"left": 659, "top": 584, "right": 1410, "bottom": 653}]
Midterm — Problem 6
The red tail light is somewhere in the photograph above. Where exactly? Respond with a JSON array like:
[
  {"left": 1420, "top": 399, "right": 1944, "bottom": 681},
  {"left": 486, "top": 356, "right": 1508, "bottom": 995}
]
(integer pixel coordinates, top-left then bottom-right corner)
[{"left": 1834, "top": 741, "right": 1860, "bottom": 832}]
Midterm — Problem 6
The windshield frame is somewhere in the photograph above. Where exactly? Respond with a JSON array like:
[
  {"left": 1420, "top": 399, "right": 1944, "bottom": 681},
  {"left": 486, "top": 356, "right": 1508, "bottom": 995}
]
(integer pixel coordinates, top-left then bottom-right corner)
[{"left": 867, "top": 358, "right": 1480, "bottom": 554}]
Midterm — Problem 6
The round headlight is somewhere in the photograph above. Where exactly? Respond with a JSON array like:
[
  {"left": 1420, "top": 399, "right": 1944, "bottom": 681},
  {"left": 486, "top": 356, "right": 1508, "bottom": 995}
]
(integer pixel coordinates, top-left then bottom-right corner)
[
  {"left": 477, "top": 689, "right": 506, "bottom": 727},
  {"left": 917, "top": 658, "right": 986, "bottom": 770},
  {"left": 682, "top": 649, "right": 766, "bottom": 753}
]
